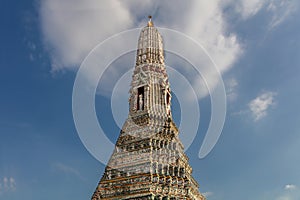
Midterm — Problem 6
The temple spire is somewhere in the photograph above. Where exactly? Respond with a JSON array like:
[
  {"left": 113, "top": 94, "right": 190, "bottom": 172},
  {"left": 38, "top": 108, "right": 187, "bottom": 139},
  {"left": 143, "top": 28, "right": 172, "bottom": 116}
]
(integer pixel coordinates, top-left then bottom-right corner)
[{"left": 91, "top": 16, "right": 206, "bottom": 200}]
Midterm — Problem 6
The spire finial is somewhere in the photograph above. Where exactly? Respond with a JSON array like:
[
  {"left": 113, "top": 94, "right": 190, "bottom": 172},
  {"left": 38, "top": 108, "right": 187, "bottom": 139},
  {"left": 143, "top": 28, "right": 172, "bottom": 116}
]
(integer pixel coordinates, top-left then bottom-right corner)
[{"left": 147, "top": 15, "right": 153, "bottom": 27}]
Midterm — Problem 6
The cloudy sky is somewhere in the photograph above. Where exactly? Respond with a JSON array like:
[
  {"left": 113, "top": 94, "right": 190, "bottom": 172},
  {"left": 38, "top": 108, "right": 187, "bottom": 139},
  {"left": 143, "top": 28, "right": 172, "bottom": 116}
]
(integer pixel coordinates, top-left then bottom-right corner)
[{"left": 1, "top": 0, "right": 300, "bottom": 199}]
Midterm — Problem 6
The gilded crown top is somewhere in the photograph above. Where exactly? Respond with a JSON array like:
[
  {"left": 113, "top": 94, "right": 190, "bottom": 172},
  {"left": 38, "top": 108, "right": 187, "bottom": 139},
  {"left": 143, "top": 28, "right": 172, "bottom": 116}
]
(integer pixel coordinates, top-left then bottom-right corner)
[{"left": 147, "top": 15, "right": 153, "bottom": 27}]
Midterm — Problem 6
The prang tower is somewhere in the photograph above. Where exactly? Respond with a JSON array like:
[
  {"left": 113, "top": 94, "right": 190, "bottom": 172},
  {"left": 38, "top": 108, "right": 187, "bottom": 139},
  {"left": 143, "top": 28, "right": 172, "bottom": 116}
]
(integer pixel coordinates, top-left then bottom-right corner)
[{"left": 92, "top": 17, "right": 206, "bottom": 200}]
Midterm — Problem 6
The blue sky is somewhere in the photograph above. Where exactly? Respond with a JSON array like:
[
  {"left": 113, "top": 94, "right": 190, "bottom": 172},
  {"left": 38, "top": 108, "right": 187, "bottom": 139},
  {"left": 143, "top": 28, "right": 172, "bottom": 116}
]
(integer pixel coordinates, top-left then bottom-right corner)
[{"left": 1, "top": 0, "right": 300, "bottom": 200}]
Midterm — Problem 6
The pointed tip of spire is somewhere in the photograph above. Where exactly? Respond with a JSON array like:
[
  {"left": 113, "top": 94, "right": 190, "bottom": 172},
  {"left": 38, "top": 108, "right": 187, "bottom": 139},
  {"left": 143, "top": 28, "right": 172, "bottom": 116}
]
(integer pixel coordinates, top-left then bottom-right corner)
[{"left": 147, "top": 15, "right": 153, "bottom": 27}]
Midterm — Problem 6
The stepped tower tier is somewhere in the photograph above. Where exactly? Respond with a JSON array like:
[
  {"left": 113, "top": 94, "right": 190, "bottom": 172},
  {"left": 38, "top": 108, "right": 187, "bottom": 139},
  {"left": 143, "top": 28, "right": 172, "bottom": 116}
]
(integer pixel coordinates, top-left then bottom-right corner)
[{"left": 92, "top": 16, "right": 206, "bottom": 200}]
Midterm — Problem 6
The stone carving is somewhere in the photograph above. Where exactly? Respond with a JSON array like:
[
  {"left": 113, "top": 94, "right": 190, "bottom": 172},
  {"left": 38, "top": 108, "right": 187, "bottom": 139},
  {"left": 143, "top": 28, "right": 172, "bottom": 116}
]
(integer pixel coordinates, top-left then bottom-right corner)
[{"left": 139, "top": 94, "right": 143, "bottom": 110}]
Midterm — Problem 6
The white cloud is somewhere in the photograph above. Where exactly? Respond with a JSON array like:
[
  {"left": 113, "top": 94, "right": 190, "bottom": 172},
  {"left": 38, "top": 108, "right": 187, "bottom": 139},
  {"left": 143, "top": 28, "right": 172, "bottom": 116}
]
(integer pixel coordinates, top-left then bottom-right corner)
[
  {"left": 3, "top": 177, "right": 8, "bottom": 190},
  {"left": 27, "top": 41, "right": 37, "bottom": 62},
  {"left": 39, "top": 0, "right": 298, "bottom": 71},
  {"left": 229, "top": 0, "right": 268, "bottom": 20},
  {"left": 236, "top": 0, "right": 268, "bottom": 18},
  {"left": 248, "top": 91, "right": 277, "bottom": 121},
  {"left": 276, "top": 184, "right": 299, "bottom": 200},
  {"left": 277, "top": 195, "right": 293, "bottom": 200},
  {"left": 285, "top": 184, "right": 297, "bottom": 191},
  {"left": 267, "top": 0, "right": 298, "bottom": 28},
  {"left": 234, "top": 0, "right": 298, "bottom": 28},
  {"left": 226, "top": 0, "right": 299, "bottom": 29},
  {"left": 0, "top": 177, "right": 16, "bottom": 193},
  {"left": 39, "top": 0, "right": 297, "bottom": 100},
  {"left": 203, "top": 191, "right": 213, "bottom": 197},
  {"left": 182, "top": 1, "right": 241, "bottom": 73},
  {"left": 39, "top": 0, "right": 243, "bottom": 100},
  {"left": 52, "top": 162, "right": 84, "bottom": 181},
  {"left": 9, "top": 178, "right": 16, "bottom": 191},
  {"left": 39, "top": 1, "right": 241, "bottom": 72},
  {"left": 40, "top": 0, "right": 242, "bottom": 103},
  {"left": 226, "top": 78, "right": 238, "bottom": 102},
  {"left": 40, "top": 0, "right": 133, "bottom": 71}
]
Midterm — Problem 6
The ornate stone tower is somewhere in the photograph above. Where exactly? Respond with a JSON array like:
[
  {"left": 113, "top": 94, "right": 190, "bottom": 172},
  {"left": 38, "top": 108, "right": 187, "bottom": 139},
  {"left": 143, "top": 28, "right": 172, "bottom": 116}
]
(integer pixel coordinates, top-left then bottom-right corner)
[{"left": 92, "top": 17, "right": 206, "bottom": 200}]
